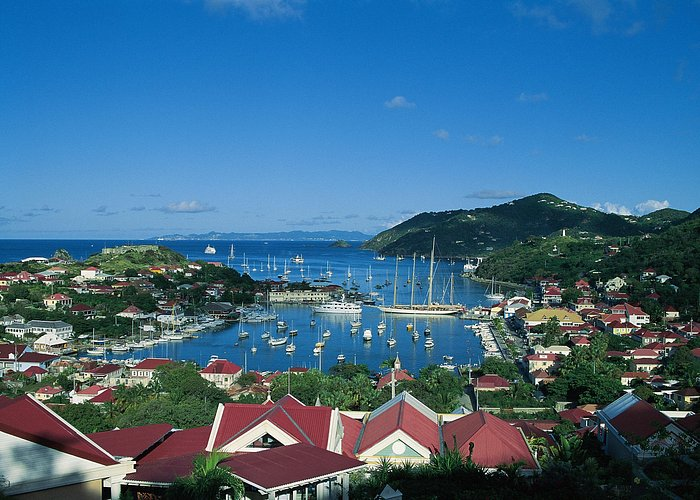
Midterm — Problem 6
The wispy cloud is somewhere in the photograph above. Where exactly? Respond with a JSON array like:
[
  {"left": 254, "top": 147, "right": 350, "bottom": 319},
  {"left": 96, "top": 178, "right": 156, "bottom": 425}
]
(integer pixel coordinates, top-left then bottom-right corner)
[
  {"left": 131, "top": 206, "right": 146, "bottom": 212},
  {"left": 569, "top": 0, "right": 612, "bottom": 33},
  {"left": 592, "top": 202, "right": 632, "bottom": 215},
  {"left": 464, "top": 134, "right": 504, "bottom": 146},
  {"left": 23, "top": 205, "right": 60, "bottom": 217},
  {"left": 205, "top": 0, "right": 305, "bottom": 20},
  {"left": 510, "top": 1, "right": 566, "bottom": 29},
  {"left": 465, "top": 190, "right": 520, "bottom": 200},
  {"left": 160, "top": 201, "right": 216, "bottom": 213},
  {"left": 384, "top": 96, "right": 416, "bottom": 109},
  {"left": 433, "top": 128, "right": 450, "bottom": 140},
  {"left": 635, "top": 199, "right": 670, "bottom": 214},
  {"left": 624, "top": 20, "right": 644, "bottom": 37},
  {"left": 575, "top": 134, "right": 597, "bottom": 143},
  {"left": 130, "top": 193, "right": 161, "bottom": 198},
  {"left": 92, "top": 205, "right": 119, "bottom": 216},
  {"left": 518, "top": 92, "right": 548, "bottom": 103}
]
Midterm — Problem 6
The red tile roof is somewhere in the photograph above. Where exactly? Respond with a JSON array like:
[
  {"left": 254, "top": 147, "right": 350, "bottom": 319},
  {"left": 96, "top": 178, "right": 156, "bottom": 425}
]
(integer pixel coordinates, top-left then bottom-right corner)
[
  {"left": 18, "top": 352, "right": 58, "bottom": 364},
  {"left": 88, "top": 423, "right": 173, "bottom": 459},
  {"left": 356, "top": 392, "right": 439, "bottom": 455},
  {"left": 139, "top": 425, "right": 212, "bottom": 463},
  {"left": 474, "top": 374, "right": 510, "bottom": 390},
  {"left": 23, "top": 366, "right": 48, "bottom": 377},
  {"left": 558, "top": 408, "right": 593, "bottom": 425},
  {"left": 442, "top": 411, "right": 538, "bottom": 469},
  {"left": 86, "top": 363, "right": 122, "bottom": 375},
  {"left": 35, "top": 386, "right": 63, "bottom": 395},
  {"left": 609, "top": 399, "right": 672, "bottom": 443},
  {"left": 0, "top": 343, "right": 28, "bottom": 359},
  {"left": 221, "top": 443, "right": 366, "bottom": 491},
  {"left": 376, "top": 369, "right": 415, "bottom": 390},
  {"left": 89, "top": 388, "right": 116, "bottom": 403},
  {"left": 199, "top": 359, "right": 242, "bottom": 375},
  {"left": 132, "top": 358, "right": 173, "bottom": 370},
  {"left": 210, "top": 398, "right": 333, "bottom": 451},
  {"left": 0, "top": 395, "right": 117, "bottom": 465}
]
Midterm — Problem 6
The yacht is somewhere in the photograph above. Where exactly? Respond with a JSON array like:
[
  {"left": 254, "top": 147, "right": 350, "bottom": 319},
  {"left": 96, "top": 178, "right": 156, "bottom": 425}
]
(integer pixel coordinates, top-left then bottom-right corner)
[
  {"left": 424, "top": 338, "right": 435, "bottom": 349},
  {"left": 312, "top": 299, "right": 362, "bottom": 314},
  {"left": 362, "top": 329, "right": 372, "bottom": 342},
  {"left": 204, "top": 244, "right": 216, "bottom": 255},
  {"left": 291, "top": 254, "right": 304, "bottom": 264}
]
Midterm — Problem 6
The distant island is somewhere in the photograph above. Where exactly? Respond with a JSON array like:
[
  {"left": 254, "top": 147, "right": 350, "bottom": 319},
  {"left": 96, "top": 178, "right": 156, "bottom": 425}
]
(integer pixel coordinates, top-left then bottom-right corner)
[
  {"left": 152, "top": 230, "right": 373, "bottom": 242},
  {"left": 330, "top": 240, "right": 352, "bottom": 248}
]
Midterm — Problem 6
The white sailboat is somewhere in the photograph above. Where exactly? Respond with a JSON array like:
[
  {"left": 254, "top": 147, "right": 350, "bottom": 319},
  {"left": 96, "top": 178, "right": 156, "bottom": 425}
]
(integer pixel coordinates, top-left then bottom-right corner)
[
  {"left": 485, "top": 277, "right": 505, "bottom": 302},
  {"left": 379, "top": 240, "right": 463, "bottom": 316}
]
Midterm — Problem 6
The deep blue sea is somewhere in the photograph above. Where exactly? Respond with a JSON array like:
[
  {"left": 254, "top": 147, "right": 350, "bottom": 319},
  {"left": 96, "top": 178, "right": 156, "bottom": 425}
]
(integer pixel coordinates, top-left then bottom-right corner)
[{"left": 0, "top": 239, "right": 489, "bottom": 374}]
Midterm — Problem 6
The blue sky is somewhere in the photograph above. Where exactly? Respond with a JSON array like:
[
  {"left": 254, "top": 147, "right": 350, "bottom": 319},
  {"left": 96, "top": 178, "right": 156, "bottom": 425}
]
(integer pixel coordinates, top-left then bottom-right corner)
[{"left": 1, "top": 0, "right": 699, "bottom": 239}]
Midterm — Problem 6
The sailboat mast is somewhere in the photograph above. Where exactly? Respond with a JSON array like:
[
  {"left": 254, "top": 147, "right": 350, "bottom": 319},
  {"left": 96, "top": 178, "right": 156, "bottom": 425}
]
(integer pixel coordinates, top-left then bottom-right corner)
[
  {"left": 427, "top": 237, "right": 435, "bottom": 307},
  {"left": 392, "top": 256, "right": 399, "bottom": 307},
  {"left": 410, "top": 253, "right": 417, "bottom": 307}
]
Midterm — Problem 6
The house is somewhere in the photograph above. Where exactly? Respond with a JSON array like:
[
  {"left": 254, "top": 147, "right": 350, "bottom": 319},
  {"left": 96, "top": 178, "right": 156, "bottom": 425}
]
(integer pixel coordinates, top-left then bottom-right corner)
[
  {"left": 541, "top": 287, "right": 563, "bottom": 305},
  {"left": 43, "top": 293, "right": 73, "bottom": 310},
  {"left": 0, "top": 343, "right": 28, "bottom": 374},
  {"left": 640, "top": 268, "right": 656, "bottom": 281},
  {"left": 376, "top": 369, "right": 415, "bottom": 391},
  {"left": 33, "top": 332, "right": 71, "bottom": 354},
  {"left": 619, "top": 303, "right": 650, "bottom": 327},
  {"left": 630, "top": 358, "right": 662, "bottom": 373},
  {"left": 198, "top": 358, "right": 242, "bottom": 389},
  {"left": 116, "top": 305, "right": 144, "bottom": 319},
  {"left": 524, "top": 308, "right": 584, "bottom": 330},
  {"left": 664, "top": 305, "right": 680, "bottom": 321},
  {"left": 620, "top": 372, "right": 649, "bottom": 387},
  {"left": 26, "top": 319, "right": 74, "bottom": 339},
  {"left": 524, "top": 353, "right": 561, "bottom": 375},
  {"left": 473, "top": 374, "right": 511, "bottom": 391},
  {"left": 533, "top": 344, "right": 571, "bottom": 357},
  {"left": 88, "top": 423, "right": 174, "bottom": 461},
  {"left": 671, "top": 387, "right": 700, "bottom": 411},
  {"left": 23, "top": 365, "right": 48, "bottom": 382},
  {"left": 604, "top": 277, "right": 626, "bottom": 292},
  {"left": 558, "top": 408, "right": 595, "bottom": 428},
  {"left": 206, "top": 394, "right": 358, "bottom": 457},
  {"left": 71, "top": 384, "right": 111, "bottom": 404},
  {"left": 83, "top": 363, "right": 124, "bottom": 386},
  {"left": 354, "top": 391, "right": 440, "bottom": 465},
  {"left": 70, "top": 303, "right": 97, "bottom": 317},
  {"left": 0, "top": 394, "right": 134, "bottom": 498},
  {"left": 597, "top": 392, "right": 696, "bottom": 461},
  {"left": 442, "top": 411, "right": 539, "bottom": 472},
  {"left": 33, "top": 385, "right": 65, "bottom": 401},
  {"left": 605, "top": 319, "right": 636, "bottom": 336},
  {"left": 129, "top": 358, "right": 173, "bottom": 386}
]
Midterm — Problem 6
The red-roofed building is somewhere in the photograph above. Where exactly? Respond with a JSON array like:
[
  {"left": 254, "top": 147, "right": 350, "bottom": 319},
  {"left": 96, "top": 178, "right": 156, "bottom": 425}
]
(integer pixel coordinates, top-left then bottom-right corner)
[
  {"left": 559, "top": 408, "right": 595, "bottom": 428},
  {"left": 43, "top": 293, "right": 73, "bottom": 310},
  {"left": 376, "top": 368, "right": 415, "bottom": 391},
  {"left": 70, "top": 303, "right": 96, "bottom": 317},
  {"left": 542, "top": 286, "right": 563, "bottom": 305},
  {"left": 0, "top": 395, "right": 133, "bottom": 497},
  {"left": 524, "top": 353, "right": 561, "bottom": 374},
  {"left": 199, "top": 358, "right": 242, "bottom": 389},
  {"left": 597, "top": 393, "right": 694, "bottom": 461},
  {"left": 22, "top": 365, "right": 48, "bottom": 381},
  {"left": 89, "top": 423, "right": 174, "bottom": 460},
  {"left": 33, "top": 385, "right": 65, "bottom": 401},
  {"left": 442, "top": 411, "right": 539, "bottom": 472},
  {"left": 206, "top": 394, "right": 353, "bottom": 458},
  {"left": 631, "top": 358, "right": 662, "bottom": 373},
  {"left": 664, "top": 305, "right": 680, "bottom": 321},
  {"left": 620, "top": 371, "right": 649, "bottom": 387},
  {"left": 116, "top": 305, "right": 144, "bottom": 319},
  {"left": 671, "top": 387, "right": 700, "bottom": 411},
  {"left": 71, "top": 384, "right": 110, "bottom": 404},
  {"left": 129, "top": 358, "right": 173, "bottom": 385},
  {"left": 474, "top": 374, "right": 510, "bottom": 391},
  {"left": 84, "top": 363, "right": 124, "bottom": 386},
  {"left": 355, "top": 391, "right": 440, "bottom": 465}
]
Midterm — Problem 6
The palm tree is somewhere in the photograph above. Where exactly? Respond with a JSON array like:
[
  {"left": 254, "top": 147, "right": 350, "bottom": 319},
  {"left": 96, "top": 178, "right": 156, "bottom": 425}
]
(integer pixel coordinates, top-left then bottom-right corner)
[{"left": 166, "top": 451, "right": 244, "bottom": 500}]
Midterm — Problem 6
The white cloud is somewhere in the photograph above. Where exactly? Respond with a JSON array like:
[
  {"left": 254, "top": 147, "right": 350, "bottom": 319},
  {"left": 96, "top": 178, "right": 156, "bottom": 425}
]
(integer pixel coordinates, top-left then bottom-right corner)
[
  {"left": 489, "top": 135, "right": 504, "bottom": 146},
  {"left": 384, "top": 96, "right": 416, "bottom": 109},
  {"left": 433, "top": 128, "right": 450, "bottom": 140},
  {"left": 161, "top": 201, "right": 216, "bottom": 213},
  {"left": 592, "top": 202, "right": 632, "bottom": 215},
  {"left": 635, "top": 199, "right": 670, "bottom": 214},
  {"left": 575, "top": 134, "right": 597, "bottom": 142},
  {"left": 463, "top": 134, "right": 504, "bottom": 146},
  {"left": 518, "top": 92, "right": 548, "bottom": 102},
  {"left": 206, "top": 0, "right": 305, "bottom": 19},
  {"left": 510, "top": 1, "right": 566, "bottom": 29}
]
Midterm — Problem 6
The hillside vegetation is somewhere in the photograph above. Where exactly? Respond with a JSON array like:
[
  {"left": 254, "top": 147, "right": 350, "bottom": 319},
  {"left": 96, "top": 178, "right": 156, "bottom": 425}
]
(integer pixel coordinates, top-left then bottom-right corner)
[
  {"left": 84, "top": 246, "right": 188, "bottom": 274},
  {"left": 362, "top": 193, "right": 689, "bottom": 257}
]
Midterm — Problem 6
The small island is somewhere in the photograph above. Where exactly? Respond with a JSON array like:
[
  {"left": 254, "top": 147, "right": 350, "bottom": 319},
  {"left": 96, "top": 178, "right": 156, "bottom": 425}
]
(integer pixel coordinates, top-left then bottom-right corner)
[{"left": 330, "top": 239, "right": 352, "bottom": 248}]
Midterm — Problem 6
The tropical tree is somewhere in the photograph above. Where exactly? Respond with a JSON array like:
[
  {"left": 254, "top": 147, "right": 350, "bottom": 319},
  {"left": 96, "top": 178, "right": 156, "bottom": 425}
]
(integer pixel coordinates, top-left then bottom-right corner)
[{"left": 166, "top": 451, "right": 244, "bottom": 500}]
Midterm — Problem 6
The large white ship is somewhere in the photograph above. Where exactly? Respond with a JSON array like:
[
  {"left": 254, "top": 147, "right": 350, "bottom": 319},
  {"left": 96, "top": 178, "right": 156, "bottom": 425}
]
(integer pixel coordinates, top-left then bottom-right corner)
[{"left": 311, "top": 299, "right": 362, "bottom": 314}]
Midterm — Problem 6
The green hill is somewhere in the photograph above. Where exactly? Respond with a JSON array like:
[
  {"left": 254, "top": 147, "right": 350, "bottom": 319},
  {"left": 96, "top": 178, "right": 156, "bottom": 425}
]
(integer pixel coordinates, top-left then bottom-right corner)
[
  {"left": 84, "top": 245, "right": 188, "bottom": 274},
  {"left": 362, "top": 193, "right": 688, "bottom": 257}
]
